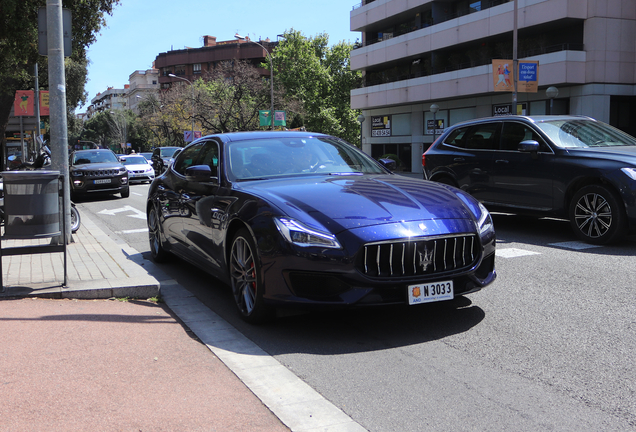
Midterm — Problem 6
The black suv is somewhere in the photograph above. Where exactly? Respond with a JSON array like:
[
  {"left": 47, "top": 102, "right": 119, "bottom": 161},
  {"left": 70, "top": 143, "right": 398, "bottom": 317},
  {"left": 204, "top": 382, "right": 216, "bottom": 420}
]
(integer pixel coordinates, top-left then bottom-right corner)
[
  {"left": 70, "top": 149, "right": 129, "bottom": 199},
  {"left": 423, "top": 115, "right": 636, "bottom": 244}
]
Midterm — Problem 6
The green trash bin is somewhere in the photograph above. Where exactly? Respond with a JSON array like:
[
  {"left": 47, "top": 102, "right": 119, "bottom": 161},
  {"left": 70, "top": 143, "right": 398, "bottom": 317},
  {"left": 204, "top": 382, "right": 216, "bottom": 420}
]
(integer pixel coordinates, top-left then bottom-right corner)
[{"left": 2, "top": 171, "right": 61, "bottom": 239}]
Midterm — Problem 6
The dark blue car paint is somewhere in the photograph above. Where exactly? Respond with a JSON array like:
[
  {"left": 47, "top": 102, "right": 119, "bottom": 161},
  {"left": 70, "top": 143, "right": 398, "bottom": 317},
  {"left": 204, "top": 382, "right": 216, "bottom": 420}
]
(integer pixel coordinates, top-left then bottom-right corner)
[{"left": 149, "top": 131, "right": 496, "bottom": 309}]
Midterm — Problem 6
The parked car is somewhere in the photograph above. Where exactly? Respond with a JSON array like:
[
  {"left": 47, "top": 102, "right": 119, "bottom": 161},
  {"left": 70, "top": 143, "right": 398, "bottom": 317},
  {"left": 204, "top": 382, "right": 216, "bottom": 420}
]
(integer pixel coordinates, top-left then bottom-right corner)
[
  {"left": 69, "top": 149, "right": 129, "bottom": 199},
  {"left": 423, "top": 115, "right": 636, "bottom": 244},
  {"left": 151, "top": 146, "right": 181, "bottom": 175},
  {"left": 140, "top": 152, "right": 153, "bottom": 161},
  {"left": 120, "top": 155, "right": 155, "bottom": 183},
  {"left": 147, "top": 131, "right": 496, "bottom": 323}
]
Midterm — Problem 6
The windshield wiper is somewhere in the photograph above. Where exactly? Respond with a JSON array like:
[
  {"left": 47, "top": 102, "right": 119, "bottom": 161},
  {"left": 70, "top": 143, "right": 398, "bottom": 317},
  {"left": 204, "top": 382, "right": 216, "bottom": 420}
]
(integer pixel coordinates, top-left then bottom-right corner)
[{"left": 328, "top": 172, "right": 364, "bottom": 176}]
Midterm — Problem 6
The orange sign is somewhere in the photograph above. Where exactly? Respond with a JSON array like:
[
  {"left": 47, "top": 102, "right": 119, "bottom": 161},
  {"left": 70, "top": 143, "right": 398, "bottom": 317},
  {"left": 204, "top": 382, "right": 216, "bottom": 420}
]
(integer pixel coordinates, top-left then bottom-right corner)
[
  {"left": 493, "top": 60, "right": 539, "bottom": 93},
  {"left": 492, "top": 60, "right": 513, "bottom": 92},
  {"left": 14, "top": 90, "right": 34, "bottom": 116},
  {"left": 40, "top": 91, "right": 50, "bottom": 116}
]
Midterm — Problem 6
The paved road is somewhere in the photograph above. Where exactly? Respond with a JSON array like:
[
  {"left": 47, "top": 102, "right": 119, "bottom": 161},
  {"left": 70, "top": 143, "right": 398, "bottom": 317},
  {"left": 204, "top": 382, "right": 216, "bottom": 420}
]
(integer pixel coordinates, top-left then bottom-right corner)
[{"left": 77, "top": 184, "right": 636, "bottom": 431}]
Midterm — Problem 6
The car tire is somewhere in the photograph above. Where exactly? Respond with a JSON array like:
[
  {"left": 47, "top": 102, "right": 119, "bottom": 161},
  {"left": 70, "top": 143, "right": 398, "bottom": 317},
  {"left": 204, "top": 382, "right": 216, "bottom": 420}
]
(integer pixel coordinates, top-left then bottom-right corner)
[
  {"left": 121, "top": 186, "right": 130, "bottom": 198},
  {"left": 229, "top": 228, "right": 275, "bottom": 324},
  {"left": 569, "top": 184, "right": 626, "bottom": 245},
  {"left": 148, "top": 204, "right": 170, "bottom": 263},
  {"left": 70, "top": 205, "right": 81, "bottom": 233}
]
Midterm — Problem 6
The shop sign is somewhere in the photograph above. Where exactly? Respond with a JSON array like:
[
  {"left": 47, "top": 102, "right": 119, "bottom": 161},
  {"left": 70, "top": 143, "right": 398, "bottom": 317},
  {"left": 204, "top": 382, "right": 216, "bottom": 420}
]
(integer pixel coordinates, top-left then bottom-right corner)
[
  {"left": 426, "top": 119, "right": 445, "bottom": 135},
  {"left": 493, "top": 103, "right": 527, "bottom": 116},
  {"left": 371, "top": 116, "right": 391, "bottom": 137}
]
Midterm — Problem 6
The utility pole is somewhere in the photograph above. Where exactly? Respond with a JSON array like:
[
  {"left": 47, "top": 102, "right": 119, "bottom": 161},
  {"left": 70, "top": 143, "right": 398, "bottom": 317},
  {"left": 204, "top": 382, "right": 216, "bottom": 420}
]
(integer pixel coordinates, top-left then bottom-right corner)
[{"left": 46, "top": 0, "right": 71, "bottom": 243}]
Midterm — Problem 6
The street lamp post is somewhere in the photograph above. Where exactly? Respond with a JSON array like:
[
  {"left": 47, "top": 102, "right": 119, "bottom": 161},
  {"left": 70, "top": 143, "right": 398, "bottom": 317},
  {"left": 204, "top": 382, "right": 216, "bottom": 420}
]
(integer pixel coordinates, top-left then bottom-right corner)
[
  {"left": 546, "top": 86, "right": 559, "bottom": 115},
  {"left": 168, "top": 73, "right": 195, "bottom": 142},
  {"left": 357, "top": 114, "right": 365, "bottom": 148},
  {"left": 430, "top": 103, "right": 439, "bottom": 144},
  {"left": 235, "top": 34, "right": 274, "bottom": 131}
]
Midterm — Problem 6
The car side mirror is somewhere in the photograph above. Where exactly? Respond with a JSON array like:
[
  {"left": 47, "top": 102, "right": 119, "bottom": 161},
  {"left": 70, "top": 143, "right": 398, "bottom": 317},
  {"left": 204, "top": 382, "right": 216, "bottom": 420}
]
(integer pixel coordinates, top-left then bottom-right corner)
[
  {"left": 379, "top": 158, "right": 397, "bottom": 171},
  {"left": 518, "top": 140, "right": 539, "bottom": 153},
  {"left": 185, "top": 165, "right": 216, "bottom": 182}
]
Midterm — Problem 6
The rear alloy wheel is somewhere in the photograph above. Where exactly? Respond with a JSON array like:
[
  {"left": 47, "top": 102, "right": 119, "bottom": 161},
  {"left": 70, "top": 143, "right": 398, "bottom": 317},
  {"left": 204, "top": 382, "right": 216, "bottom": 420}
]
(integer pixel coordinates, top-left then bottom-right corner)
[
  {"left": 229, "top": 229, "right": 274, "bottom": 324},
  {"left": 569, "top": 185, "right": 626, "bottom": 245},
  {"left": 148, "top": 205, "right": 170, "bottom": 262}
]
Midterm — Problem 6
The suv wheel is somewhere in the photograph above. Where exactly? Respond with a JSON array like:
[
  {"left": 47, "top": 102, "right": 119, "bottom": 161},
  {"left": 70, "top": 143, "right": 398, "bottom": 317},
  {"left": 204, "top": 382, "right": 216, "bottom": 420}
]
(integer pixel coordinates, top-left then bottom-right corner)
[{"left": 569, "top": 185, "right": 626, "bottom": 245}]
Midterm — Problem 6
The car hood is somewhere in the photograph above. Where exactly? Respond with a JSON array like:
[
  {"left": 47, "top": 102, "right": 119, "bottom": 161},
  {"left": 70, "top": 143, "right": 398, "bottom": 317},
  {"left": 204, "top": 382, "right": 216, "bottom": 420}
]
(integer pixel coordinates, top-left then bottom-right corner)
[
  {"left": 240, "top": 174, "right": 478, "bottom": 234},
  {"left": 566, "top": 145, "right": 636, "bottom": 162},
  {"left": 71, "top": 162, "right": 124, "bottom": 170}
]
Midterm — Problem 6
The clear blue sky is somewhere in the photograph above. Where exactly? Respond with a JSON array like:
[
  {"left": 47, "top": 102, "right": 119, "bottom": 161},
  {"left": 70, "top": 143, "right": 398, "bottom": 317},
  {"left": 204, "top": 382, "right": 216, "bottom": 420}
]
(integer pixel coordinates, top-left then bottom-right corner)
[{"left": 82, "top": 0, "right": 361, "bottom": 109}]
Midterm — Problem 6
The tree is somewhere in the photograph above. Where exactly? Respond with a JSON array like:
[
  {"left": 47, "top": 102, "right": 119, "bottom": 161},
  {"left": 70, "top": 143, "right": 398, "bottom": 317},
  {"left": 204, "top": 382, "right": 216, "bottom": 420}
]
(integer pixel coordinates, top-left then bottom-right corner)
[
  {"left": 0, "top": 0, "right": 120, "bottom": 150},
  {"left": 197, "top": 60, "right": 279, "bottom": 133},
  {"left": 273, "top": 30, "right": 363, "bottom": 145}
]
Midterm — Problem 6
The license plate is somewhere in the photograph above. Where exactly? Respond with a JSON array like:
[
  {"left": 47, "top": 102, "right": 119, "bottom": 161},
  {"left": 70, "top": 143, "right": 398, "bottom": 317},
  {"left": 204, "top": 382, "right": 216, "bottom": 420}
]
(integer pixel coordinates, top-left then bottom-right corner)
[
  {"left": 94, "top": 178, "right": 111, "bottom": 184},
  {"left": 408, "top": 281, "right": 454, "bottom": 305}
]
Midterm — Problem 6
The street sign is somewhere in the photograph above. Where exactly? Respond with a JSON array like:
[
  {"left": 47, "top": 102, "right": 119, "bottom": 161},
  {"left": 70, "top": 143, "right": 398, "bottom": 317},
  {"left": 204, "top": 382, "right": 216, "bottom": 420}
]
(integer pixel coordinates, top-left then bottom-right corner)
[{"left": 38, "top": 8, "right": 72, "bottom": 57}]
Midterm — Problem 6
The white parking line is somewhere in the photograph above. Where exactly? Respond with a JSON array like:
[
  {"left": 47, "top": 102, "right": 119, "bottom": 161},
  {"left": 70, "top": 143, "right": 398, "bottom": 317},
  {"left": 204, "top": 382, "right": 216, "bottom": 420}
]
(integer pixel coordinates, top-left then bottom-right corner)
[{"left": 496, "top": 248, "right": 541, "bottom": 258}]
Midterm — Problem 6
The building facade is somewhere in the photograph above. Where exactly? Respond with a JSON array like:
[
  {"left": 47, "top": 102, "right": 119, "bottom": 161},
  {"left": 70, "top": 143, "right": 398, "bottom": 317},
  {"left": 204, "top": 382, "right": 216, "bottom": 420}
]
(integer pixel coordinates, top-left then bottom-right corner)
[
  {"left": 154, "top": 35, "right": 275, "bottom": 89},
  {"left": 350, "top": 0, "right": 636, "bottom": 172},
  {"left": 127, "top": 69, "right": 160, "bottom": 114}
]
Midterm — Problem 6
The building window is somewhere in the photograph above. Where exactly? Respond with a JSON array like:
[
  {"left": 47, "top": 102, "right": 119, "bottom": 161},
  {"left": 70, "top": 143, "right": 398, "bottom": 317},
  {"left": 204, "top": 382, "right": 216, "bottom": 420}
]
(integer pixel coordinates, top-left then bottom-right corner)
[
  {"left": 193, "top": 63, "right": 202, "bottom": 74},
  {"left": 174, "top": 65, "right": 186, "bottom": 75}
]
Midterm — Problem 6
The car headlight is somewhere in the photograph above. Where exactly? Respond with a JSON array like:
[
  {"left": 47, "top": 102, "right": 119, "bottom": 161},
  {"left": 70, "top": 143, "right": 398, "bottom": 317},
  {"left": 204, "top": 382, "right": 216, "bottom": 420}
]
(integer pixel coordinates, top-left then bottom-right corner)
[
  {"left": 71, "top": 170, "right": 83, "bottom": 177},
  {"left": 621, "top": 167, "right": 636, "bottom": 180},
  {"left": 477, "top": 202, "right": 494, "bottom": 236},
  {"left": 119, "top": 167, "right": 127, "bottom": 174},
  {"left": 274, "top": 217, "right": 342, "bottom": 249}
]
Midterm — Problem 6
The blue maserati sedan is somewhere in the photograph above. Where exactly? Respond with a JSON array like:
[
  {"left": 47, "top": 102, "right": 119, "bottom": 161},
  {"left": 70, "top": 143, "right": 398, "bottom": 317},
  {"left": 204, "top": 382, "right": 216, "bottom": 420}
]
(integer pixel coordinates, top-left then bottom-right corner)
[{"left": 147, "top": 131, "right": 496, "bottom": 323}]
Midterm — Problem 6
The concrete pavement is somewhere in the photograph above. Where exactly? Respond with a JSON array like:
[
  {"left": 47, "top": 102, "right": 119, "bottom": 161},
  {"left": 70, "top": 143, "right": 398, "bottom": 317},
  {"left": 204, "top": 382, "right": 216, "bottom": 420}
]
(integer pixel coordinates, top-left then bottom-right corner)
[{"left": 0, "top": 212, "right": 367, "bottom": 431}]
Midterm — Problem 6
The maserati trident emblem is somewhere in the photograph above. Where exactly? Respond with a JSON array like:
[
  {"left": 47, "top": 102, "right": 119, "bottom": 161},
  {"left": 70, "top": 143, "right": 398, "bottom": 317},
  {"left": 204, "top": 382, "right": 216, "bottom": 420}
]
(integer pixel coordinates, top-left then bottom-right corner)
[{"left": 419, "top": 247, "right": 434, "bottom": 271}]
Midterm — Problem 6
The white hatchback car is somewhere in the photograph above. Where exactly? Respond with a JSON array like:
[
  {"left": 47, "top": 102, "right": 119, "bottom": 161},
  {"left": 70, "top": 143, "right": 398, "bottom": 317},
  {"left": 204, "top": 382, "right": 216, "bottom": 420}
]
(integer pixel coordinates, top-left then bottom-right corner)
[{"left": 121, "top": 155, "right": 155, "bottom": 183}]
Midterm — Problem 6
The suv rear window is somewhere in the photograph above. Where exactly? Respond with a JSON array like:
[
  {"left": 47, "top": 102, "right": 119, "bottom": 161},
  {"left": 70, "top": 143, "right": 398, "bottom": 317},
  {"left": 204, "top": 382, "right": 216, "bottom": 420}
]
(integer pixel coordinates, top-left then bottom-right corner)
[{"left": 444, "top": 123, "right": 500, "bottom": 150}]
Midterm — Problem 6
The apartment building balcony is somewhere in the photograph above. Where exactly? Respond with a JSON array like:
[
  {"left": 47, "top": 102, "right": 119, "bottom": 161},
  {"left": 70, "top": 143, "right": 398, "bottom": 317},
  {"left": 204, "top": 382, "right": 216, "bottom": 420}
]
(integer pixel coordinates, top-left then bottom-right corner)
[
  {"left": 351, "top": 49, "right": 586, "bottom": 109},
  {"left": 351, "top": 0, "right": 588, "bottom": 71}
]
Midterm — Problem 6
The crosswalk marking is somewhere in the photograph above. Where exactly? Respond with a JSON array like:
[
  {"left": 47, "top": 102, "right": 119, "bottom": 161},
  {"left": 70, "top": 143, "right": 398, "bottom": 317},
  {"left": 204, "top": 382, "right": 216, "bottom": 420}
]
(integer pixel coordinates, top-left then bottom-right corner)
[{"left": 496, "top": 248, "right": 541, "bottom": 258}]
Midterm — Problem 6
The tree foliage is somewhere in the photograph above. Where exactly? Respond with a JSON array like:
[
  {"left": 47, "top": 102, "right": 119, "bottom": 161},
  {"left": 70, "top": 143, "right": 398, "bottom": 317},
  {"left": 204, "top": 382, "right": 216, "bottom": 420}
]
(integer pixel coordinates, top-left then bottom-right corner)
[
  {"left": 0, "top": 0, "right": 120, "bottom": 143},
  {"left": 273, "top": 30, "right": 363, "bottom": 144}
]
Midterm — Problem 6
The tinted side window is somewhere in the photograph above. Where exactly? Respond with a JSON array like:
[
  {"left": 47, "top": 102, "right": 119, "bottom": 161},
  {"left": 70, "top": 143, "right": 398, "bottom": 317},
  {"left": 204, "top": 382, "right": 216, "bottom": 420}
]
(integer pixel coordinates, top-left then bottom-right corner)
[
  {"left": 197, "top": 141, "right": 220, "bottom": 177},
  {"left": 444, "top": 123, "right": 500, "bottom": 150},
  {"left": 464, "top": 123, "right": 500, "bottom": 150},
  {"left": 500, "top": 122, "right": 550, "bottom": 151},
  {"left": 444, "top": 126, "right": 470, "bottom": 148},
  {"left": 173, "top": 143, "right": 205, "bottom": 176}
]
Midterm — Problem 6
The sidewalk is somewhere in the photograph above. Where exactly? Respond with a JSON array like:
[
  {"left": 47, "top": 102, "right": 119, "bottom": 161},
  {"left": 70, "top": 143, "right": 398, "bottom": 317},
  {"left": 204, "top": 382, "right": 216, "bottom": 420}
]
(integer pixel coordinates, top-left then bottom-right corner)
[{"left": 0, "top": 213, "right": 366, "bottom": 432}]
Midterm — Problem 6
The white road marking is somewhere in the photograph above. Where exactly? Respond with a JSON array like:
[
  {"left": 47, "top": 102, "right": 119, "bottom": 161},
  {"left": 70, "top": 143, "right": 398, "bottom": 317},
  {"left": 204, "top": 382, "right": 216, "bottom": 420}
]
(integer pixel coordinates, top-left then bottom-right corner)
[
  {"left": 548, "top": 241, "right": 602, "bottom": 250},
  {"left": 97, "top": 205, "right": 146, "bottom": 220},
  {"left": 496, "top": 248, "right": 541, "bottom": 258},
  {"left": 117, "top": 228, "right": 149, "bottom": 234}
]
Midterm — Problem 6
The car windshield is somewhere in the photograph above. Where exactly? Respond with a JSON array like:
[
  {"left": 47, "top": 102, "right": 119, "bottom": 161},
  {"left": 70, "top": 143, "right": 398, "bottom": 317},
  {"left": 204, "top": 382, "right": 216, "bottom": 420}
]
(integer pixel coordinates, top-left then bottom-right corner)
[
  {"left": 160, "top": 148, "right": 179, "bottom": 157},
  {"left": 72, "top": 151, "right": 119, "bottom": 165},
  {"left": 534, "top": 119, "right": 636, "bottom": 148},
  {"left": 227, "top": 136, "right": 387, "bottom": 181},
  {"left": 121, "top": 156, "right": 148, "bottom": 165}
]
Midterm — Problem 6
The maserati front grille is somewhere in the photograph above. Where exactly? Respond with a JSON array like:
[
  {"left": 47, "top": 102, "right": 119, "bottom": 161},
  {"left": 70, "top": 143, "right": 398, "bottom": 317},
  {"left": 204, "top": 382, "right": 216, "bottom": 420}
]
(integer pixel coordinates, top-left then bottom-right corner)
[{"left": 359, "top": 234, "right": 479, "bottom": 278}]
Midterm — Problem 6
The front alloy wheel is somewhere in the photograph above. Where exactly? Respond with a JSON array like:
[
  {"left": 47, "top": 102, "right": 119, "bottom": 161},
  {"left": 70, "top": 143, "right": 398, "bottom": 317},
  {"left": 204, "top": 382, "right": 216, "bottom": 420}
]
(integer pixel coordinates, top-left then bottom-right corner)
[
  {"left": 229, "top": 229, "right": 274, "bottom": 324},
  {"left": 148, "top": 205, "right": 169, "bottom": 262},
  {"left": 569, "top": 185, "right": 626, "bottom": 245}
]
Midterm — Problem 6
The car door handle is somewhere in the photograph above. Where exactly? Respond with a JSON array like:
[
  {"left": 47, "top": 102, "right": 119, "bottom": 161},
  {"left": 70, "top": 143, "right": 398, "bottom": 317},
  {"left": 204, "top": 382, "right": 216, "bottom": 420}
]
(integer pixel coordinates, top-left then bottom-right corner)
[
  {"left": 453, "top": 157, "right": 465, "bottom": 162},
  {"left": 495, "top": 159, "right": 509, "bottom": 164}
]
